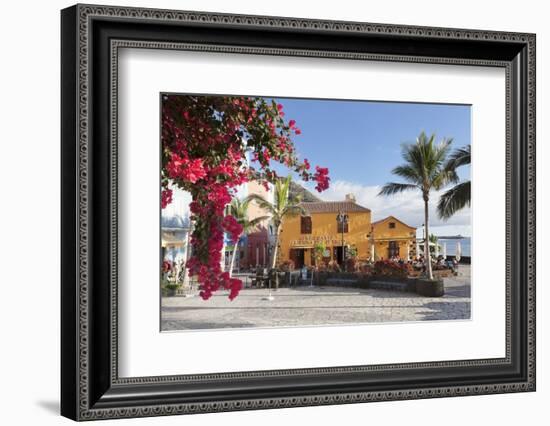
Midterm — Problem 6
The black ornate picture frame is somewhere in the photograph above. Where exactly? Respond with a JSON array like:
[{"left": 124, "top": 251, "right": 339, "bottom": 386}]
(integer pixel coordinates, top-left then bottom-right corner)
[{"left": 61, "top": 4, "right": 536, "bottom": 421}]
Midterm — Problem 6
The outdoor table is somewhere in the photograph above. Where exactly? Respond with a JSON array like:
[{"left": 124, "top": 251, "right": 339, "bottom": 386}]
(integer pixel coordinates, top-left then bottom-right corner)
[{"left": 288, "top": 270, "right": 301, "bottom": 287}]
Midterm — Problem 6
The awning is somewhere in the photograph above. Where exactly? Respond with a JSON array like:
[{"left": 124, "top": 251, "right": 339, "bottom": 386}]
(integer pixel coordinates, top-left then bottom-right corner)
[
  {"left": 161, "top": 232, "right": 186, "bottom": 246},
  {"left": 373, "top": 237, "right": 413, "bottom": 242}
]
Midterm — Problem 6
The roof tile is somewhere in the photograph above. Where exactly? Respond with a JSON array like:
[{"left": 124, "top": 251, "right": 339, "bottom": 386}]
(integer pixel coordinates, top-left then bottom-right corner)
[{"left": 300, "top": 201, "right": 370, "bottom": 214}]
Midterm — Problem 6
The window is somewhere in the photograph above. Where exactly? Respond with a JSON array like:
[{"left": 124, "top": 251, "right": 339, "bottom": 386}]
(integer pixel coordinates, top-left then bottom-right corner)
[
  {"left": 389, "top": 222, "right": 396, "bottom": 229},
  {"left": 337, "top": 215, "right": 349, "bottom": 233},
  {"left": 388, "top": 240, "right": 400, "bottom": 257},
  {"left": 301, "top": 216, "right": 312, "bottom": 234}
]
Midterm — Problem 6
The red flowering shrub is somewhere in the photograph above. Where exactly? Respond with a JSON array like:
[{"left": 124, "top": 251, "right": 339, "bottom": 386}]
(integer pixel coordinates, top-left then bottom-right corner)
[
  {"left": 372, "top": 260, "right": 411, "bottom": 279},
  {"left": 162, "top": 260, "right": 172, "bottom": 273},
  {"left": 359, "top": 262, "right": 373, "bottom": 275},
  {"left": 345, "top": 257, "right": 359, "bottom": 272},
  {"left": 280, "top": 260, "right": 295, "bottom": 271},
  {"left": 161, "top": 95, "right": 330, "bottom": 300},
  {"left": 327, "top": 260, "right": 341, "bottom": 272}
]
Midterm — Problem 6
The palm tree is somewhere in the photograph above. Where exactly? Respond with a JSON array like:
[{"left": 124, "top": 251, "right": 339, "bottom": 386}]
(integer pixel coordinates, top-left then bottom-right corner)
[
  {"left": 429, "top": 233, "right": 440, "bottom": 257},
  {"left": 378, "top": 132, "right": 457, "bottom": 280},
  {"left": 246, "top": 175, "right": 306, "bottom": 286},
  {"left": 226, "top": 198, "right": 269, "bottom": 277},
  {"left": 437, "top": 145, "right": 471, "bottom": 220}
]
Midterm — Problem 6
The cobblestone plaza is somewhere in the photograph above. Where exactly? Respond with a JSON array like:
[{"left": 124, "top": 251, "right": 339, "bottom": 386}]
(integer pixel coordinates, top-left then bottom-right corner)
[{"left": 161, "top": 266, "right": 471, "bottom": 331}]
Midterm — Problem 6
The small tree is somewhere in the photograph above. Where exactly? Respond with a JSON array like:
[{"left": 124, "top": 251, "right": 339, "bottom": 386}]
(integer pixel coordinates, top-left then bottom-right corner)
[
  {"left": 345, "top": 245, "right": 358, "bottom": 271},
  {"left": 428, "top": 233, "right": 441, "bottom": 257},
  {"left": 313, "top": 242, "right": 327, "bottom": 284},
  {"left": 246, "top": 175, "right": 306, "bottom": 290},
  {"left": 226, "top": 198, "right": 269, "bottom": 277},
  {"left": 313, "top": 242, "right": 326, "bottom": 268}
]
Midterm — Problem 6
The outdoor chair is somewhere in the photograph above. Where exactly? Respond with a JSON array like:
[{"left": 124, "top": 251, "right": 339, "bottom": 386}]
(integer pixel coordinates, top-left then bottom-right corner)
[{"left": 251, "top": 269, "right": 269, "bottom": 288}]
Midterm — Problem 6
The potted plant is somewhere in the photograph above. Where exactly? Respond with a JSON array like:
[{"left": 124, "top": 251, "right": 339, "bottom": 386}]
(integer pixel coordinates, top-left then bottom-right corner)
[
  {"left": 311, "top": 242, "right": 327, "bottom": 286},
  {"left": 344, "top": 245, "right": 358, "bottom": 272},
  {"left": 163, "top": 282, "right": 182, "bottom": 297},
  {"left": 415, "top": 276, "right": 445, "bottom": 297},
  {"left": 161, "top": 260, "right": 182, "bottom": 296}
]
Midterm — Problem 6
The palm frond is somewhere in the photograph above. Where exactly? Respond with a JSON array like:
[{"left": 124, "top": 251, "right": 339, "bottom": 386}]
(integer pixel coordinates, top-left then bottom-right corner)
[
  {"left": 445, "top": 144, "right": 471, "bottom": 170},
  {"left": 244, "top": 194, "right": 275, "bottom": 216},
  {"left": 274, "top": 175, "right": 292, "bottom": 210},
  {"left": 391, "top": 165, "right": 421, "bottom": 184},
  {"left": 247, "top": 215, "right": 270, "bottom": 226},
  {"left": 282, "top": 205, "right": 307, "bottom": 218},
  {"left": 228, "top": 197, "right": 251, "bottom": 219},
  {"left": 432, "top": 168, "right": 459, "bottom": 190},
  {"left": 380, "top": 132, "right": 458, "bottom": 200},
  {"left": 378, "top": 182, "right": 418, "bottom": 196},
  {"left": 437, "top": 181, "right": 471, "bottom": 219},
  {"left": 242, "top": 215, "right": 271, "bottom": 233}
]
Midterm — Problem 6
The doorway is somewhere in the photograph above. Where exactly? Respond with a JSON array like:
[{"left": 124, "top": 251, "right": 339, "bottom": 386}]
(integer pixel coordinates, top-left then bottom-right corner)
[
  {"left": 388, "top": 241, "right": 400, "bottom": 258},
  {"left": 290, "top": 249, "right": 305, "bottom": 268},
  {"left": 334, "top": 246, "right": 345, "bottom": 266}
]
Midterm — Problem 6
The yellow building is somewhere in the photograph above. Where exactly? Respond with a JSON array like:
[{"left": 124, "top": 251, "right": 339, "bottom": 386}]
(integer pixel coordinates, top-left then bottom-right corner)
[
  {"left": 277, "top": 194, "right": 416, "bottom": 268},
  {"left": 371, "top": 215, "right": 417, "bottom": 261}
]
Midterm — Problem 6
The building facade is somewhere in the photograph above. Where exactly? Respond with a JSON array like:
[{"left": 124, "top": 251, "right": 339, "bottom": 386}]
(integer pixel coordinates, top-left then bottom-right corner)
[
  {"left": 161, "top": 215, "right": 191, "bottom": 264},
  {"left": 224, "top": 180, "right": 275, "bottom": 271},
  {"left": 277, "top": 195, "right": 416, "bottom": 268},
  {"left": 371, "top": 215, "right": 417, "bottom": 261}
]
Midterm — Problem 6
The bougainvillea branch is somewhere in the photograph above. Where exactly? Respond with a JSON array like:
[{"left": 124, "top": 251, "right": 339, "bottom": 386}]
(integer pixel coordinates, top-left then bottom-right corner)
[{"left": 161, "top": 95, "right": 329, "bottom": 300}]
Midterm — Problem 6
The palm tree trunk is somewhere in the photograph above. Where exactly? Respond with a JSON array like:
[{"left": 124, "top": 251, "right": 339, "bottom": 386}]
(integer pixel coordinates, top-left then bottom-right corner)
[
  {"left": 269, "top": 225, "right": 281, "bottom": 290},
  {"left": 228, "top": 235, "right": 241, "bottom": 278},
  {"left": 424, "top": 197, "right": 434, "bottom": 280},
  {"left": 270, "top": 225, "right": 280, "bottom": 270}
]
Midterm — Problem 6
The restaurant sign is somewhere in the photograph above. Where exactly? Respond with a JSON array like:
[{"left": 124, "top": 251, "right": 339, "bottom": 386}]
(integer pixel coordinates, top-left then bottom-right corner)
[{"left": 290, "top": 235, "right": 341, "bottom": 247}]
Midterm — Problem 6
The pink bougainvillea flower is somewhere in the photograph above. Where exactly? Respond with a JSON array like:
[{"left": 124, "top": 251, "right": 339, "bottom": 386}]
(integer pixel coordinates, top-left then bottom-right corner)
[
  {"left": 166, "top": 154, "right": 207, "bottom": 183},
  {"left": 161, "top": 188, "right": 173, "bottom": 209},
  {"left": 313, "top": 165, "right": 330, "bottom": 192},
  {"left": 222, "top": 215, "right": 243, "bottom": 243},
  {"left": 186, "top": 158, "right": 207, "bottom": 183},
  {"left": 161, "top": 95, "right": 329, "bottom": 301}
]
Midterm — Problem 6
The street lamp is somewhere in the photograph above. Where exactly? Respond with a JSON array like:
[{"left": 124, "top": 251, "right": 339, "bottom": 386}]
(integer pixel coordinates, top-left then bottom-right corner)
[{"left": 337, "top": 211, "right": 348, "bottom": 271}]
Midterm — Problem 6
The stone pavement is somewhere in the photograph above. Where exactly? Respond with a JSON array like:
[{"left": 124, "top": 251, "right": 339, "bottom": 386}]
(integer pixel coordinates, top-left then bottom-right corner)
[{"left": 161, "top": 265, "right": 471, "bottom": 331}]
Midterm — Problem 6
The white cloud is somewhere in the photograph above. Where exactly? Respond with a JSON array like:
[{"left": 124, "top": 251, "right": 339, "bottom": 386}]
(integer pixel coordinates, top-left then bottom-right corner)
[
  {"left": 162, "top": 185, "right": 192, "bottom": 220},
  {"left": 306, "top": 179, "right": 471, "bottom": 237}
]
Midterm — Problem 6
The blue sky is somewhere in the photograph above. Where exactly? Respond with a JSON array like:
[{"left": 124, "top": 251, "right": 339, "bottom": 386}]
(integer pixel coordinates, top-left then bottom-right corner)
[
  {"left": 273, "top": 97, "right": 471, "bottom": 184},
  {"left": 272, "top": 97, "right": 472, "bottom": 236}
]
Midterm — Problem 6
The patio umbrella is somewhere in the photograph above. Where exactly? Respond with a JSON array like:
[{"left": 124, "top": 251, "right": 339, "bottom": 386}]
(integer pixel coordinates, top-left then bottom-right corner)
[
  {"left": 416, "top": 239, "right": 420, "bottom": 258},
  {"left": 406, "top": 244, "right": 410, "bottom": 261},
  {"left": 371, "top": 243, "right": 375, "bottom": 262},
  {"left": 442, "top": 242, "right": 447, "bottom": 259},
  {"left": 434, "top": 240, "right": 440, "bottom": 257},
  {"left": 455, "top": 241, "right": 462, "bottom": 262}
]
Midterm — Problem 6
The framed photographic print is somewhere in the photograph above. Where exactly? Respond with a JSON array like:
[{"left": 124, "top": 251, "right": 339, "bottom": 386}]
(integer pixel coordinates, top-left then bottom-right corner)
[{"left": 61, "top": 4, "right": 536, "bottom": 421}]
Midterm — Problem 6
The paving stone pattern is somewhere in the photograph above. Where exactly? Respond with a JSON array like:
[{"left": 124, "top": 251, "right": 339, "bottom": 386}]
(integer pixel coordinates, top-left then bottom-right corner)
[{"left": 161, "top": 266, "right": 471, "bottom": 331}]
